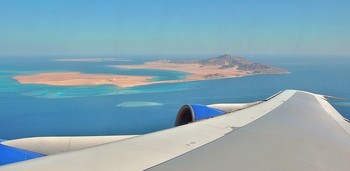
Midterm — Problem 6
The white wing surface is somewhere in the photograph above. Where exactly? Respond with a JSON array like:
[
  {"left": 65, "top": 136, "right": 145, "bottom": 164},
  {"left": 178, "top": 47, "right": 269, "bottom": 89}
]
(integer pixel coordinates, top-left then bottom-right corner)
[{"left": 1, "top": 90, "right": 349, "bottom": 171}]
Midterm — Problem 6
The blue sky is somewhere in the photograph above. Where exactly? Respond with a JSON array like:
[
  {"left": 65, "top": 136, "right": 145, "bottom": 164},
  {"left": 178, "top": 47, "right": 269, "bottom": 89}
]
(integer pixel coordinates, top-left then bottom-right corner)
[{"left": 0, "top": 0, "right": 349, "bottom": 57}]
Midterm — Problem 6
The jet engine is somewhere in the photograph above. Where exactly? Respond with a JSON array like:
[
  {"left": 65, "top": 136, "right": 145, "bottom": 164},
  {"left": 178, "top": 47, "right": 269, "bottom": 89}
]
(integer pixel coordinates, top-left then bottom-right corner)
[{"left": 174, "top": 102, "right": 260, "bottom": 127}]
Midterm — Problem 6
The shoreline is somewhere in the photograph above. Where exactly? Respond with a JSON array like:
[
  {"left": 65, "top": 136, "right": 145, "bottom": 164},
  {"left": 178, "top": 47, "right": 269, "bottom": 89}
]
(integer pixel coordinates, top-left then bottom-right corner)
[
  {"left": 14, "top": 72, "right": 153, "bottom": 88},
  {"left": 113, "top": 60, "right": 289, "bottom": 83},
  {"left": 14, "top": 61, "right": 288, "bottom": 88}
]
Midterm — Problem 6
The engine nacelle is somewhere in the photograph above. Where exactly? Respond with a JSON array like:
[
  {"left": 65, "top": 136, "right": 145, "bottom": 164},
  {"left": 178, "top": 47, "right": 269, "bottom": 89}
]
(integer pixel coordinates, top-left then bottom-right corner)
[
  {"left": 174, "top": 102, "right": 260, "bottom": 127},
  {"left": 174, "top": 104, "right": 225, "bottom": 127}
]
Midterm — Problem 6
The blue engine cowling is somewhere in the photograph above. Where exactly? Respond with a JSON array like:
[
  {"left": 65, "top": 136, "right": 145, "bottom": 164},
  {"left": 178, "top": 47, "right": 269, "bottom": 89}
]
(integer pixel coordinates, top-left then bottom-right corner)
[
  {"left": 175, "top": 104, "right": 225, "bottom": 126},
  {"left": 0, "top": 144, "right": 45, "bottom": 166}
]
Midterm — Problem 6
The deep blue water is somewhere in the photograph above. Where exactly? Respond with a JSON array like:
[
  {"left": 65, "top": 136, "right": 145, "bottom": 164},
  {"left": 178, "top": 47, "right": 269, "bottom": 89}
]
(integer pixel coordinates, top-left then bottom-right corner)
[{"left": 0, "top": 56, "right": 349, "bottom": 140}]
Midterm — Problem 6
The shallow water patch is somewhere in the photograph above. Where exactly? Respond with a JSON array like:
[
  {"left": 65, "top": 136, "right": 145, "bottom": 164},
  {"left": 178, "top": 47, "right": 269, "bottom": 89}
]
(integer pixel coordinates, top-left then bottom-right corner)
[{"left": 116, "top": 101, "right": 164, "bottom": 107}]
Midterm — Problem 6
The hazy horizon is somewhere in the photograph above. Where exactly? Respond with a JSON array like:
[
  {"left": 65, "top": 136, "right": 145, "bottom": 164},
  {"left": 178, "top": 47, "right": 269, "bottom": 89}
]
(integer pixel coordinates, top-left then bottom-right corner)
[{"left": 1, "top": 0, "right": 349, "bottom": 57}]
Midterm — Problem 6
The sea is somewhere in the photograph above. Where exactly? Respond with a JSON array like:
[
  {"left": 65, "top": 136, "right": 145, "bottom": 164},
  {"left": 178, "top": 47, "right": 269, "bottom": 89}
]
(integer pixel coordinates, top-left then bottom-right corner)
[{"left": 0, "top": 55, "right": 349, "bottom": 140}]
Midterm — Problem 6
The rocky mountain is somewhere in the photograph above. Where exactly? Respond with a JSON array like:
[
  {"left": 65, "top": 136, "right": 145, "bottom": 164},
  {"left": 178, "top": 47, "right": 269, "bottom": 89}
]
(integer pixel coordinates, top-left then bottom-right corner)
[
  {"left": 173, "top": 54, "right": 286, "bottom": 73},
  {"left": 199, "top": 54, "right": 270, "bottom": 71}
]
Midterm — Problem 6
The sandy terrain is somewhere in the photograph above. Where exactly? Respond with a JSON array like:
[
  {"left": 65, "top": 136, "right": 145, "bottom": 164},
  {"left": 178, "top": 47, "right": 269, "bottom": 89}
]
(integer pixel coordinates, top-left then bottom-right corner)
[
  {"left": 14, "top": 61, "right": 287, "bottom": 88},
  {"left": 14, "top": 72, "right": 153, "bottom": 88},
  {"left": 114, "top": 61, "right": 249, "bottom": 81}
]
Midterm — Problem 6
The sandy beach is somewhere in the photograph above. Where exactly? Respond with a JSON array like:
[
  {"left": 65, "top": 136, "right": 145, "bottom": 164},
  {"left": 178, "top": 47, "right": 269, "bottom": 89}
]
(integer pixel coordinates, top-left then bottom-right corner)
[
  {"left": 14, "top": 58, "right": 287, "bottom": 88},
  {"left": 14, "top": 72, "right": 153, "bottom": 88},
  {"left": 114, "top": 61, "right": 251, "bottom": 81}
]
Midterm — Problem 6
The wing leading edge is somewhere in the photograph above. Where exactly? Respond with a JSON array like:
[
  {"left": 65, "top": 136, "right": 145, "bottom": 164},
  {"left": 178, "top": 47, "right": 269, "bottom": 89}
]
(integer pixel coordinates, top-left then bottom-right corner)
[{"left": 1, "top": 90, "right": 349, "bottom": 171}]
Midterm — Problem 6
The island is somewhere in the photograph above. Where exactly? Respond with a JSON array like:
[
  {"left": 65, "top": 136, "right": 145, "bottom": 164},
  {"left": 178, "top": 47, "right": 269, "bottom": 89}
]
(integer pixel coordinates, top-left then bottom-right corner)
[
  {"left": 14, "top": 54, "right": 288, "bottom": 88},
  {"left": 113, "top": 54, "right": 288, "bottom": 81},
  {"left": 14, "top": 72, "right": 153, "bottom": 88}
]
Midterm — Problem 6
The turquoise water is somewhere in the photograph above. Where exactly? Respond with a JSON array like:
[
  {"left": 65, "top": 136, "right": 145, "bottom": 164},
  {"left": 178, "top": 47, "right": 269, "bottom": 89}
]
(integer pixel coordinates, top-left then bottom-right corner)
[
  {"left": 0, "top": 58, "right": 191, "bottom": 98},
  {"left": 0, "top": 56, "right": 349, "bottom": 139}
]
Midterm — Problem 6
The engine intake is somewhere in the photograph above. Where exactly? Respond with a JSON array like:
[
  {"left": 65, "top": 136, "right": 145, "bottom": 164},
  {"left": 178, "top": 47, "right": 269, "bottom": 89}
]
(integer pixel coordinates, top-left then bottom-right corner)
[
  {"left": 174, "top": 102, "right": 260, "bottom": 127},
  {"left": 174, "top": 104, "right": 225, "bottom": 127}
]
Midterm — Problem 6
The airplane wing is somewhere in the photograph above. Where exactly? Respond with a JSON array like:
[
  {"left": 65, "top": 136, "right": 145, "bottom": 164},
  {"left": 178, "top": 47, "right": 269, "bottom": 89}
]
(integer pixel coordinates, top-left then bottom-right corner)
[{"left": 1, "top": 90, "right": 350, "bottom": 170}]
